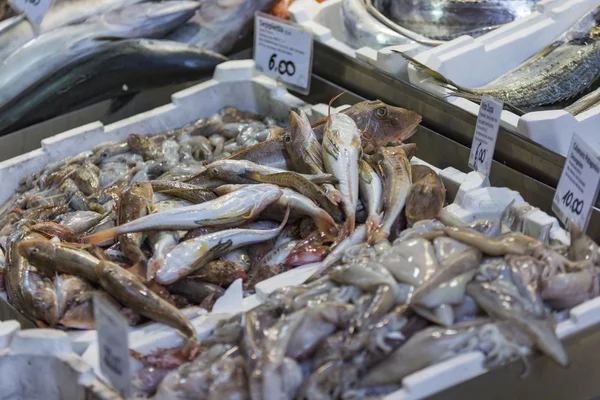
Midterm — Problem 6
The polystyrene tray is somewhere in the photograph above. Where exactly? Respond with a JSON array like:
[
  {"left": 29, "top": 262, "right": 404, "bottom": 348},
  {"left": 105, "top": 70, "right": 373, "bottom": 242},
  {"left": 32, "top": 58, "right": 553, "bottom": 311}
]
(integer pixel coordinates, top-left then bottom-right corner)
[
  {"left": 0, "top": 60, "right": 594, "bottom": 399},
  {"left": 404, "top": 0, "right": 600, "bottom": 155}
]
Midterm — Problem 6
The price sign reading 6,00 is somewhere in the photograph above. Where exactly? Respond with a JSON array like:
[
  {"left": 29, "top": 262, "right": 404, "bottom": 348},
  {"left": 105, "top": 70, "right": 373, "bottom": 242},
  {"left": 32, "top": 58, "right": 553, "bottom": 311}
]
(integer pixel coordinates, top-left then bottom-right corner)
[
  {"left": 268, "top": 54, "right": 296, "bottom": 76},
  {"left": 561, "top": 190, "right": 584, "bottom": 216},
  {"left": 254, "top": 12, "right": 313, "bottom": 94},
  {"left": 474, "top": 141, "right": 486, "bottom": 166},
  {"left": 468, "top": 95, "right": 502, "bottom": 177}
]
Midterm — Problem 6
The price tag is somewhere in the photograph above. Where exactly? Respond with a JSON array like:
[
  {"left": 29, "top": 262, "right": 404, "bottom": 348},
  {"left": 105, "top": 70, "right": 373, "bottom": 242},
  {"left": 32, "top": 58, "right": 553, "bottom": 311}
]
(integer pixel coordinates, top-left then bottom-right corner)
[
  {"left": 552, "top": 133, "right": 600, "bottom": 231},
  {"left": 8, "top": 0, "right": 52, "bottom": 27},
  {"left": 253, "top": 12, "right": 313, "bottom": 94},
  {"left": 94, "top": 293, "right": 131, "bottom": 398},
  {"left": 468, "top": 95, "right": 503, "bottom": 176}
]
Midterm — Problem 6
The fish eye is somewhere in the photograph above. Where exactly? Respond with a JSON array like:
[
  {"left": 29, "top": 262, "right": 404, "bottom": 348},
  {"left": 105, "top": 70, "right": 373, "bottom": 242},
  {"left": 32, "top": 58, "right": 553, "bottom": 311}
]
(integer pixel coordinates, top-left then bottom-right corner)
[
  {"left": 376, "top": 107, "right": 387, "bottom": 118},
  {"left": 284, "top": 134, "right": 291, "bottom": 143},
  {"left": 31, "top": 248, "right": 39, "bottom": 254}
]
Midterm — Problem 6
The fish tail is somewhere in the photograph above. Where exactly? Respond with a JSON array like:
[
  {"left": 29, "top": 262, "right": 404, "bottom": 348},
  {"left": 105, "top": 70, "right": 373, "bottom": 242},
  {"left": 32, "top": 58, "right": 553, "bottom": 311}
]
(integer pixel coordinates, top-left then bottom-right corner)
[
  {"left": 81, "top": 228, "right": 119, "bottom": 245},
  {"left": 314, "top": 210, "right": 338, "bottom": 237},
  {"left": 392, "top": 50, "right": 470, "bottom": 92}
]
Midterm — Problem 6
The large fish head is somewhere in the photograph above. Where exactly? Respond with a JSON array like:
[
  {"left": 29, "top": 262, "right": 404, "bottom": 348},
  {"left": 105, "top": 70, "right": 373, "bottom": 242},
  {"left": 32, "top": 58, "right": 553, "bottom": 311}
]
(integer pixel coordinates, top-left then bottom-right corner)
[
  {"left": 348, "top": 100, "right": 421, "bottom": 146},
  {"left": 100, "top": 1, "right": 200, "bottom": 38},
  {"left": 17, "top": 239, "right": 56, "bottom": 267}
]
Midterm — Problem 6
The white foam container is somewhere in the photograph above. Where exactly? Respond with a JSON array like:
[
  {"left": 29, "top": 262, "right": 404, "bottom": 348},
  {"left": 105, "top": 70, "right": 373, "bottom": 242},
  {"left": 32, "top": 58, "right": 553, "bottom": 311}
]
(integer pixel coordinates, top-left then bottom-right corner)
[
  {"left": 289, "top": 0, "right": 430, "bottom": 81},
  {"left": 404, "top": 0, "right": 600, "bottom": 155},
  {"left": 0, "top": 59, "right": 595, "bottom": 399}
]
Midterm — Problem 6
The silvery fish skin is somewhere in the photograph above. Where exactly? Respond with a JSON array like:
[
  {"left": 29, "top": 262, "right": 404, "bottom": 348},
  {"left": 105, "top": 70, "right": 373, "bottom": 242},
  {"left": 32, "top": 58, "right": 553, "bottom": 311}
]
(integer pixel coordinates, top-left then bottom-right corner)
[
  {"left": 322, "top": 113, "right": 361, "bottom": 235},
  {"left": 83, "top": 184, "right": 282, "bottom": 243},
  {"left": 342, "top": 0, "right": 416, "bottom": 50},
  {"left": 285, "top": 110, "right": 324, "bottom": 174},
  {"left": 0, "top": 0, "right": 144, "bottom": 62},
  {"left": 358, "top": 159, "right": 383, "bottom": 238},
  {"left": 167, "top": 0, "right": 275, "bottom": 54},
  {"left": 156, "top": 217, "right": 286, "bottom": 284},
  {"left": 0, "top": 1, "right": 199, "bottom": 109},
  {"left": 410, "top": 6, "right": 600, "bottom": 109},
  {"left": 380, "top": 0, "right": 537, "bottom": 41}
]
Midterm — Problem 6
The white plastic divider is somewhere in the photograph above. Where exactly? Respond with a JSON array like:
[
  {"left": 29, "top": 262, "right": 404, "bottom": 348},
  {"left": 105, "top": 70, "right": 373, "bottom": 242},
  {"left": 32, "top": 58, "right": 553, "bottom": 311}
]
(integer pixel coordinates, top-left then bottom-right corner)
[{"left": 405, "top": 0, "right": 600, "bottom": 155}]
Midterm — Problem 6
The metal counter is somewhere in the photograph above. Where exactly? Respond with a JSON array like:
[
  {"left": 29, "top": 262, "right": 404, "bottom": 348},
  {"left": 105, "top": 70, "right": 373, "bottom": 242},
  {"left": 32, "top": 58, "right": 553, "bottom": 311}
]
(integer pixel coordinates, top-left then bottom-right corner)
[{"left": 306, "top": 44, "right": 600, "bottom": 241}]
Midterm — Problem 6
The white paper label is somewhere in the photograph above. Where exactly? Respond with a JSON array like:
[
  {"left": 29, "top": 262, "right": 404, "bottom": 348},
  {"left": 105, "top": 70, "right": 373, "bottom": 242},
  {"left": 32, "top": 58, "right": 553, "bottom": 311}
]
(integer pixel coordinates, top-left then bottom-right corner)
[
  {"left": 468, "top": 95, "right": 503, "bottom": 176},
  {"left": 9, "top": 0, "right": 52, "bottom": 27},
  {"left": 94, "top": 293, "right": 131, "bottom": 398},
  {"left": 552, "top": 134, "right": 600, "bottom": 231},
  {"left": 253, "top": 12, "right": 313, "bottom": 94}
]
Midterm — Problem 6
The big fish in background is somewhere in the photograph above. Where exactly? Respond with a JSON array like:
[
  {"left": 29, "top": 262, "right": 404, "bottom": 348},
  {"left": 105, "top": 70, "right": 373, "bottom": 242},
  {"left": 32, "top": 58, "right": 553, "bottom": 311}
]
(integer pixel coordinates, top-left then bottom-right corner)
[{"left": 168, "top": 0, "right": 277, "bottom": 54}]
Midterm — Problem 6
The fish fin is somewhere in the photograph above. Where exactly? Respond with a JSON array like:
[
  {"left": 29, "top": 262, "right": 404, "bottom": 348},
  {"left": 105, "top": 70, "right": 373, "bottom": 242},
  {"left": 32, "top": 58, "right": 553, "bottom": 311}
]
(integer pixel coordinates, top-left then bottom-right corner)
[
  {"left": 81, "top": 228, "right": 119, "bottom": 245},
  {"left": 279, "top": 206, "right": 291, "bottom": 229},
  {"left": 241, "top": 169, "right": 267, "bottom": 183},
  {"left": 392, "top": 50, "right": 468, "bottom": 90},
  {"left": 310, "top": 116, "right": 327, "bottom": 129},
  {"left": 314, "top": 210, "right": 338, "bottom": 237},
  {"left": 190, "top": 239, "right": 233, "bottom": 273},
  {"left": 108, "top": 93, "right": 139, "bottom": 115},
  {"left": 308, "top": 173, "right": 338, "bottom": 185},
  {"left": 127, "top": 260, "right": 148, "bottom": 281},
  {"left": 327, "top": 91, "right": 346, "bottom": 126}
]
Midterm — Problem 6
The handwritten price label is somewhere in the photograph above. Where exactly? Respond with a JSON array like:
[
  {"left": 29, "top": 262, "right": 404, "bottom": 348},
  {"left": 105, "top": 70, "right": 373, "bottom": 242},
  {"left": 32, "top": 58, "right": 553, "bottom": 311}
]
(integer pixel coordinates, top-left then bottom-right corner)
[
  {"left": 468, "top": 95, "right": 503, "bottom": 176},
  {"left": 9, "top": 0, "right": 52, "bottom": 26},
  {"left": 254, "top": 12, "right": 313, "bottom": 94},
  {"left": 94, "top": 293, "right": 131, "bottom": 397},
  {"left": 552, "top": 133, "right": 600, "bottom": 231}
]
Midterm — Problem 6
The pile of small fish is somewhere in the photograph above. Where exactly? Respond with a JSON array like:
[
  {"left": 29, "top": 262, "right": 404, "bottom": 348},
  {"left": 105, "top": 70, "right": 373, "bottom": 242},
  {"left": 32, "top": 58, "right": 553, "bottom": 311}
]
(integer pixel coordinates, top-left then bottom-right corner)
[
  {"left": 144, "top": 213, "right": 600, "bottom": 399},
  {"left": 342, "top": 0, "right": 538, "bottom": 49},
  {"left": 398, "top": 4, "right": 600, "bottom": 114},
  {"left": 0, "top": 0, "right": 276, "bottom": 134}
]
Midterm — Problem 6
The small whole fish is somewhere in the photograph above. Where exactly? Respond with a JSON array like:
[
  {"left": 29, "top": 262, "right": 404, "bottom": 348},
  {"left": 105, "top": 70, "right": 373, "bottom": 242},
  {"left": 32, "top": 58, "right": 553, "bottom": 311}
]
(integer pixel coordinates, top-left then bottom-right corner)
[
  {"left": 368, "top": 146, "right": 412, "bottom": 243},
  {"left": 83, "top": 184, "right": 282, "bottom": 244},
  {"left": 405, "top": 165, "right": 446, "bottom": 226},
  {"left": 95, "top": 260, "right": 198, "bottom": 346},
  {"left": 155, "top": 210, "right": 288, "bottom": 284},
  {"left": 285, "top": 110, "right": 325, "bottom": 174},
  {"left": 118, "top": 182, "right": 153, "bottom": 273},
  {"left": 150, "top": 180, "right": 217, "bottom": 204},
  {"left": 322, "top": 113, "right": 362, "bottom": 236},
  {"left": 358, "top": 159, "right": 383, "bottom": 239}
]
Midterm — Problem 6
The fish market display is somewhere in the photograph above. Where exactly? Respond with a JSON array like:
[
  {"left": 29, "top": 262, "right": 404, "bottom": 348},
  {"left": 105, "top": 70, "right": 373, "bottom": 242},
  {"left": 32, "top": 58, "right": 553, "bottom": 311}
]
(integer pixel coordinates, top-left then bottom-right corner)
[
  {"left": 398, "top": 5, "right": 600, "bottom": 111},
  {"left": 148, "top": 221, "right": 600, "bottom": 398}
]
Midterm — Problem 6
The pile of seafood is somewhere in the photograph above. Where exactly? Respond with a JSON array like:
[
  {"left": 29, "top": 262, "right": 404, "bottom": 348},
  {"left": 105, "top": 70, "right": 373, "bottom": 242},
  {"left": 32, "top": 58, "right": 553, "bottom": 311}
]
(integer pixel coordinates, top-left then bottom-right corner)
[
  {"left": 0, "top": 98, "right": 421, "bottom": 331},
  {"left": 341, "top": 0, "right": 539, "bottom": 49},
  {"left": 399, "top": 4, "right": 600, "bottom": 115},
  {"left": 149, "top": 219, "right": 600, "bottom": 398}
]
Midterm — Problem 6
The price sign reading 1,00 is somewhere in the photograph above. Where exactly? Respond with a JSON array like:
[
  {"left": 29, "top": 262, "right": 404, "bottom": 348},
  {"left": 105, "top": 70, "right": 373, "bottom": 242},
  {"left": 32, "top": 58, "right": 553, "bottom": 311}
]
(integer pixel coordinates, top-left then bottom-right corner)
[
  {"left": 474, "top": 141, "right": 486, "bottom": 165},
  {"left": 561, "top": 190, "right": 584, "bottom": 216},
  {"left": 268, "top": 54, "right": 296, "bottom": 76}
]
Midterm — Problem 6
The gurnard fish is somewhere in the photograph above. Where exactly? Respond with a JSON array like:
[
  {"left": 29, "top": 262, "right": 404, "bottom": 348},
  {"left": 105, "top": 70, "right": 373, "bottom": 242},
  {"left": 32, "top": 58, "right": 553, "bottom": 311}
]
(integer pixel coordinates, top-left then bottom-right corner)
[{"left": 83, "top": 184, "right": 282, "bottom": 243}]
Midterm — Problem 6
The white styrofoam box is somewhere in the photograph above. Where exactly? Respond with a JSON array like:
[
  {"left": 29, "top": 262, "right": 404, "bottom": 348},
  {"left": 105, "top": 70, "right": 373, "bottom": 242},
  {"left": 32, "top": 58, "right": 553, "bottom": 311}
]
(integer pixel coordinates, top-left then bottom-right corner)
[
  {"left": 0, "top": 59, "right": 307, "bottom": 207},
  {"left": 0, "top": 321, "right": 118, "bottom": 399},
  {"left": 406, "top": 0, "right": 600, "bottom": 155},
  {"left": 289, "top": 0, "right": 429, "bottom": 80}
]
